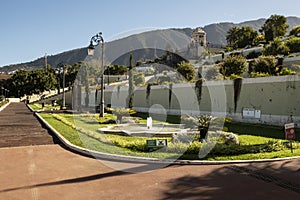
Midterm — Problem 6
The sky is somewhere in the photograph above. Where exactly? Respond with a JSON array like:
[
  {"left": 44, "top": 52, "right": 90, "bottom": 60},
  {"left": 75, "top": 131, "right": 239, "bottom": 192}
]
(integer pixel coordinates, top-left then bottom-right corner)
[{"left": 0, "top": 0, "right": 299, "bottom": 67}]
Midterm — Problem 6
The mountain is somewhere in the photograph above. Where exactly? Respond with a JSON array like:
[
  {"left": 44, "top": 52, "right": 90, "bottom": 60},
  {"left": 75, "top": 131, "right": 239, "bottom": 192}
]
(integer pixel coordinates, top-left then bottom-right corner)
[
  {"left": 1, "top": 16, "right": 300, "bottom": 73},
  {"left": 203, "top": 16, "right": 300, "bottom": 46}
]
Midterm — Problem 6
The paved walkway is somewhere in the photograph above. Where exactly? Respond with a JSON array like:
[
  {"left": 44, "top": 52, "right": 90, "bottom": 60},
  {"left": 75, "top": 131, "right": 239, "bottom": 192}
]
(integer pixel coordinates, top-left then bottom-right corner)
[
  {"left": 0, "top": 103, "right": 57, "bottom": 148},
  {"left": 1, "top": 103, "right": 300, "bottom": 199}
]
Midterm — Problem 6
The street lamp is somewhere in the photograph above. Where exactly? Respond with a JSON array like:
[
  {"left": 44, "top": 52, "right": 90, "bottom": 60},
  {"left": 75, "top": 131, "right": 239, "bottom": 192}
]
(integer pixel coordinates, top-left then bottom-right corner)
[
  {"left": 57, "top": 62, "right": 66, "bottom": 109},
  {"left": 88, "top": 32, "right": 105, "bottom": 117}
]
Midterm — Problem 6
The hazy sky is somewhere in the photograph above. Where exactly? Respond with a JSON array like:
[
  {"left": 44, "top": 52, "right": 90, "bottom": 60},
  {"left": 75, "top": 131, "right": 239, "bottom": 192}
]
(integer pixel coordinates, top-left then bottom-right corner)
[{"left": 0, "top": 0, "right": 299, "bottom": 67}]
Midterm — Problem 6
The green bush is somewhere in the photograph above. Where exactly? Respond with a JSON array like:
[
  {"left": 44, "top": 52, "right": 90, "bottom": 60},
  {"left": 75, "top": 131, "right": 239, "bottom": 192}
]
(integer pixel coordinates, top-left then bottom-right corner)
[
  {"left": 249, "top": 72, "right": 270, "bottom": 78},
  {"left": 285, "top": 37, "right": 300, "bottom": 53},
  {"left": 218, "top": 131, "right": 239, "bottom": 145},
  {"left": 253, "top": 55, "right": 277, "bottom": 75},
  {"left": 177, "top": 61, "right": 196, "bottom": 81},
  {"left": 168, "top": 139, "right": 286, "bottom": 157},
  {"left": 111, "top": 138, "right": 148, "bottom": 152},
  {"left": 209, "top": 141, "right": 285, "bottom": 156},
  {"left": 263, "top": 38, "right": 289, "bottom": 56},
  {"left": 167, "top": 142, "right": 192, "bottom": 154},
  {"left": 225, "top": 74, "right": 242, "bottom": 80},
  {"left": 289, "top": 25, "right": 300, "bottom": 37},
  {"left": 279, "top": 68, "right": 296, "bottom": 76},
  {"left": 218, "top": 55, "right": 247, "bottom": 77},
  {"left": 0, "top": 99, "right": 9, "bottom": 107}
]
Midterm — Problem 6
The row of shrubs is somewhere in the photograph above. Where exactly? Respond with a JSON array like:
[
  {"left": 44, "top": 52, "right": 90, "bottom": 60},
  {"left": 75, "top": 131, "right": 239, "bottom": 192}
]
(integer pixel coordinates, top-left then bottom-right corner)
[{"left": 99, "top": 136, "right": 287, "bottom": 156}]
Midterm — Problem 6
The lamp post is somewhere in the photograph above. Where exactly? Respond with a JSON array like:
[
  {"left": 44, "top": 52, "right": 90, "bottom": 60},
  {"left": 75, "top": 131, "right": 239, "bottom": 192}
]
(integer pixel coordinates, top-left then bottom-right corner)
[
  {"left": 88, "top": 32, "right": 105, "bottom": 117},
  {"left": 57, "top": 62, "right": 66, "bottom": 109}
]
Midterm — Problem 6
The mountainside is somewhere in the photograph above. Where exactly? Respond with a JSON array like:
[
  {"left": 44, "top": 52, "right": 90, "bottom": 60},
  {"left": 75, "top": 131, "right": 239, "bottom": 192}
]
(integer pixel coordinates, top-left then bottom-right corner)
[
  {"left": 1, "top": 16, "right": 300, "bottom": 73},
  {"left": 204, "top": 16, "right": 300, "bottom": 46}
]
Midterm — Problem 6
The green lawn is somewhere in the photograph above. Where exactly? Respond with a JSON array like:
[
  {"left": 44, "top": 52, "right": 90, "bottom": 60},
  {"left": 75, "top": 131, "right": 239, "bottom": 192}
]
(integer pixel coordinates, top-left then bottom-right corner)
[
  {"left": 40, "top": 113, "right": 178, "bottom": 159},
  {"left": 0, "top": 100, "right": 9, "bottom": 108},
  {"left": 29, "top": 103, "right": 60, "bottom": 111},
  {"left": 226, "top": 121, "right": 300, "bottom": 140},
  {"left": 40, "top": 113, "right": 300, "bottom": 161}
]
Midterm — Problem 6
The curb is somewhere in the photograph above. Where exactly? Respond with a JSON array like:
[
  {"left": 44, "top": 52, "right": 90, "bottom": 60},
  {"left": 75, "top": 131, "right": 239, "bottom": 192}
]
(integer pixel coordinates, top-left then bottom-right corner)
[{"left": 31, "top": 106, "right": 300, "bottom": 165}]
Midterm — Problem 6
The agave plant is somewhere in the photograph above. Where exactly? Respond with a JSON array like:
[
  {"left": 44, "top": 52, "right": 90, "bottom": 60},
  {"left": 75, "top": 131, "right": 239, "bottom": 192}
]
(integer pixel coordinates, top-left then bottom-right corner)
[
  {"left": 181, "top": 114, "right": 214, "bottom": 141},
  {"left": 198, "top": 115, "right": 213, "bottom": 140},
  {"left": 198, "top": 115, "right": 213, "bottom": 128}
]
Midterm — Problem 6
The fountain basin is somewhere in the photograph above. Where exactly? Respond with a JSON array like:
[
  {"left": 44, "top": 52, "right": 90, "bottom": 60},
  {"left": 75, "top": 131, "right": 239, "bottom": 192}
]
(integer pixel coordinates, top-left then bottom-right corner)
[{"left": 98, "top": 123, "right": 187, "bottom": 137}]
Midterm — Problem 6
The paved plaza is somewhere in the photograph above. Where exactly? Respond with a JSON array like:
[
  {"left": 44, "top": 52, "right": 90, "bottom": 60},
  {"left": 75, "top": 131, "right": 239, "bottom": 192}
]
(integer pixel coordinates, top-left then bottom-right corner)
[{"left": 0, "top": 103, "right": 300, "bottom": 199}]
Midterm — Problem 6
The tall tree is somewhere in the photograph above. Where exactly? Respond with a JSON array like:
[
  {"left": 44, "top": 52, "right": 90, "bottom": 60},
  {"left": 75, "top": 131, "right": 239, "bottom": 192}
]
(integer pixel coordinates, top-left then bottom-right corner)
[
  {"left": 226, "top": 26, "right": 240, "bottom": 49},
  {"left": 82, "top": 64, "right": 89, "bottom": 108},
  {"left": 226, "top": 26, "right": 258, "bottom": 50},
  {"left": 5, "top": 69, "right": 57, "bottom": 97},
  {"left": 127, "top": 54, "right": 134, "bottom": 108},
  {"left": 261, "top": 15, "right": 289, "bottom": 42}
]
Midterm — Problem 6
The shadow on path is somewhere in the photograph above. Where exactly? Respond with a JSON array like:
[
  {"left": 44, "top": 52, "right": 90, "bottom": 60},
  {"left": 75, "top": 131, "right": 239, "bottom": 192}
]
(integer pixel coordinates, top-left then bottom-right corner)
[
  {"left": 0, "top": 170, "right": 128, "bottom": 193},
  {"left": 161, "top": 160, "right": 300, "bottom": 200}
]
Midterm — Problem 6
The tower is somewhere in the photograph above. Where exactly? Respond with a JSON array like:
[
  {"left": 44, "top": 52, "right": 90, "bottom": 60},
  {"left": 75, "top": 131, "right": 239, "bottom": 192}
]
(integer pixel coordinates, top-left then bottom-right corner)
[
  {"left": 191, "top": 27, "right": 207, "bottom": 47},
  {"left": 189, "top": 27, "right": 207, "bottom": 59}
]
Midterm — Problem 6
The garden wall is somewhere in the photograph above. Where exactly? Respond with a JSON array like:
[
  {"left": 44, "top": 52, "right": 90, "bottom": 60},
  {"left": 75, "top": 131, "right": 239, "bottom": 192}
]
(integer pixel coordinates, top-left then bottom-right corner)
[{"left": 85, "top": 75, "right": 300, "bottom": 127}]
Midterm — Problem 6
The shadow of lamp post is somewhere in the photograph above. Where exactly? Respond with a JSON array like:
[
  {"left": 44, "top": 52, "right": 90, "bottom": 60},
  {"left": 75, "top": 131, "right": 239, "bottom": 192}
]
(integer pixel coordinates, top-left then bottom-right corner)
[{"left": 88, "top": 32, "right": 105, "bottom": 117}]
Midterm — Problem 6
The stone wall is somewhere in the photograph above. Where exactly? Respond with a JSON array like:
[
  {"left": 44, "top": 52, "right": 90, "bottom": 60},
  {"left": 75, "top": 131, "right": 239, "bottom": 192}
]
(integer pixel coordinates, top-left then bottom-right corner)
[{"left": 84, "top": 75, "right": 300, "bottom": 127}]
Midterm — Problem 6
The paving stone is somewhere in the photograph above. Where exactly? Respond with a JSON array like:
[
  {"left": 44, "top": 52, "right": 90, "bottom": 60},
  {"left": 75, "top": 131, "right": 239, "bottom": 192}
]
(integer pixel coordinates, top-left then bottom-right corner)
[{"left": 0, "top": 103, "right": 57, "bottom": 148}]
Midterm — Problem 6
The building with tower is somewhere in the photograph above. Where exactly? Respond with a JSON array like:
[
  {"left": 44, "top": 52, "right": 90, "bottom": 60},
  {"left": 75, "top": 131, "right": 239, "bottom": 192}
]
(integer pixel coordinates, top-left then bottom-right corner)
[
  {"left": 188, "top": 27, "right": 207, "bottom": 59},
  {"left": 191, "top": 27, "right": 207, "bottom": 47}
]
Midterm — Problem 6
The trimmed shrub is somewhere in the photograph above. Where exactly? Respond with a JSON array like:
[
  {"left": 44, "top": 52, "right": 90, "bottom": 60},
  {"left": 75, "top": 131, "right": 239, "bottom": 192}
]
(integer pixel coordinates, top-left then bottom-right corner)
[
  {"left": 249, "top": 72, "right": 270, "bottom": 78},
  {"left": 289, "top": 25, "right": 300, "bottom": 37},
  {"left": 253, "top": 56, "right": 277, "bottom": 75},
  {"left": 279, "top": 68, "right": 296, "bottom": 76},
  {"left": 218, "top": 131, "right": 239, "bottom": 145},
  {"left": 263, "top": 38, "right": 289, "bottom": 56},
  {"left": 177, "top": 61, "right": 196, "bottom": 81},
  {"left": 218, "top": 55, "right": 248, "bottom": 77}
]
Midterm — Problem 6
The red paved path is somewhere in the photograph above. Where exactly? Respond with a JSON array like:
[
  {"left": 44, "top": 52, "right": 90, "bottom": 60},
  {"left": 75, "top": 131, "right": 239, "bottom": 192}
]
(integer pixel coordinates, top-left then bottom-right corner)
[{"left": 0, "top": 103, "right": 300, "bottom": 199}]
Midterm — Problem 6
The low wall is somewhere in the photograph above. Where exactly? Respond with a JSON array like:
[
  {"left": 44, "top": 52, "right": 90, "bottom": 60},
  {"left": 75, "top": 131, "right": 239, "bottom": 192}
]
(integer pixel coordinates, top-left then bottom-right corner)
[{"left": 82, "top": 75, "right": 300, "bottom": 127}]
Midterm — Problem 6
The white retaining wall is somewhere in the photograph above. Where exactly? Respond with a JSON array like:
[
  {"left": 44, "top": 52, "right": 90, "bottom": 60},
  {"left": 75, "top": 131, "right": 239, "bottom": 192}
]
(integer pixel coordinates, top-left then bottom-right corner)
[{"left": 82, "top": 75, "right": 300, "bottom": 127}]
